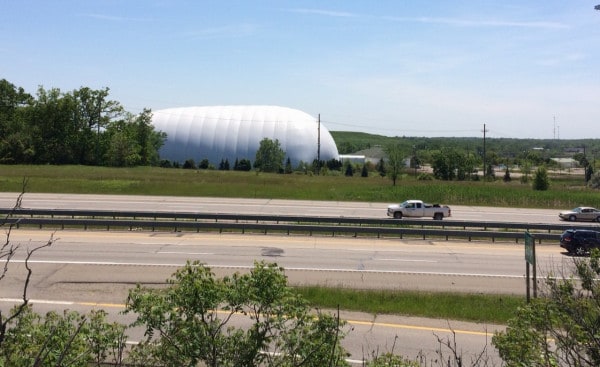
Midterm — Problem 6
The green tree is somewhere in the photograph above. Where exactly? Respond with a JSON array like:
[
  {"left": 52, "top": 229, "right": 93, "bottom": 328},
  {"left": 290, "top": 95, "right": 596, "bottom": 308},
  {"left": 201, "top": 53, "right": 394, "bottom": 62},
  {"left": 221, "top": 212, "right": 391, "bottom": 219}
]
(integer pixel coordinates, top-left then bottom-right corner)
[
  {"left": 26, "top": 87, "right": 80, "bottom": 164},
  {"left": 586, "top": 164, "right": 594, "bottom": 183},
  {"left": 284, "top": 157, "right": 293, "bottom": 174},
  {"left": 134, "top": 108, "right": 165, "bottom": 166},
  {"left": 366, "top": 353, "right": 419, "bottom": 367},
  {"left": 431, "top": 148, "right": 457, "bottom": 180},
  {"left": 199, "top": 158, "right": 210, "bottom": 169},
  {"left": 532, "top": 166, "right": 550, "bottom": 191},
  {"left": 459, "top": 152, "right": 478, "bottom": 181},
  {"left": 71, "top": 87, "right": 124, "bottom": 164},
  {"left": 361, "top": 164, "right": 369, "bottom": 177},
  {"left": 105, "top": 126, "right": 139, "bottom": 166},
  {"left": 1, "top": 307, "right": 127, "bottom": 366},
  {"left": 485, "top": 163, "right": 495, "bottom": 181},
  {"left": 254, "top": 138, "right": 285, "bottom": 173},
  {"left": 219, "top": 158, "right": 231, "bottom": 170},
  {"left": 0, "top": 79, "right": 34, "bottom": 163},
  {"left": 27, "top": 86, "right": 126, "bottom": 165},
  {"left": 1, "top": 191, "right": 127, "bottom": 366},
  {"left": 235, "top": 158, "right": 252, "bottom": 171},
  {"left": 102, "top": 110, "right": 165, "bottom": 167},
  {"left": 376, "top": 158, "right": 386, "bottom": 178},
  {"left": 125, "top": 261, "right": 349, "bottom": 367},
  {"left": 384, "top": 142, "right": 405, "bottom": 186},
  {"left": 503, "top": 166, "right": 511, "bottom": 182},
  {"left": 520, "top": 160, "right": 532, "bottom": 184},
  {"left": 573, "top": 152, "right": 588, "bottom": 166},
  {"left": 493, "top": 251, "right": 600, "bottom": 366},
  {"left": 337, "top": 141, "right": 358, "bottom": 154},
  {"left": 344, "top": 160, "right": 354, "bottom": 177},
  {"left": 589, "top": 171, "right": 600, "bottom": 189},
  {"left": 326, "top": 158, "right": 343, "bottom": 171}
]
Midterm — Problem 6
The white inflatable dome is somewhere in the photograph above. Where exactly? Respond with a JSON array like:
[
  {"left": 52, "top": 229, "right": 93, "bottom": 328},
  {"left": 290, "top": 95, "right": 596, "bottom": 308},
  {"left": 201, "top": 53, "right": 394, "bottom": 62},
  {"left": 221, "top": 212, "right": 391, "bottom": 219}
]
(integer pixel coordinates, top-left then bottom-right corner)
[{"left": 151, "top": 106, "right": 339, "bottom": 167}]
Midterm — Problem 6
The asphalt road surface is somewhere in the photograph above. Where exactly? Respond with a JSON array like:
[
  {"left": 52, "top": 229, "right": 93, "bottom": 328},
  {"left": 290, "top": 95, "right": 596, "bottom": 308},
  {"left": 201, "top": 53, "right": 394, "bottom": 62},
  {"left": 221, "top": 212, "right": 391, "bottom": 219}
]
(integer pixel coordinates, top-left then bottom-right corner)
[
  {"left": 0, "top": 192, "right": 568, "bottom": 223},
  {"left": 0, "top": 192, "right": 583, "bottom": 364},
  {"left": 1, "top": 228, "right": 574, "bottom": 365}
]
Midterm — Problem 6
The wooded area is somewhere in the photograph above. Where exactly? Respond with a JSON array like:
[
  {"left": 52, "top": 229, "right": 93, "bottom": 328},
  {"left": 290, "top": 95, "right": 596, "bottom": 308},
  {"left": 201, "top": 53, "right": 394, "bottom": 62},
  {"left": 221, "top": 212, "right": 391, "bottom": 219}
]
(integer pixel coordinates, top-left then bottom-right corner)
[{"left": 0, "top": 79, "right": 165, "bottom": 166}]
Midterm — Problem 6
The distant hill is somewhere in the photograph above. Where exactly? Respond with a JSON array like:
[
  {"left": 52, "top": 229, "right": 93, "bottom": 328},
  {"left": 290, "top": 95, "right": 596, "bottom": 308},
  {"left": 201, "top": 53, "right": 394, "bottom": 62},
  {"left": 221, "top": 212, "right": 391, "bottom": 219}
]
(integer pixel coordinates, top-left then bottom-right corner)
[{"left": 330, "top": 131, "right": 600, "bottom": 159}]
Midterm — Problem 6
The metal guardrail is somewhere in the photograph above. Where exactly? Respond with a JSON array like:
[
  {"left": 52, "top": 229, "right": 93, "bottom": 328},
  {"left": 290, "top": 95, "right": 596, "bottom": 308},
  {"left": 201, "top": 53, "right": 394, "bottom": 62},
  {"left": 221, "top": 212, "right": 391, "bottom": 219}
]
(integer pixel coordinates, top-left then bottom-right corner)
[
  {"left": 0, "top": 208, "right": 590, "bottom": 231},
  {"left": 1, "top": 208, "right": 584, "bottom": 243}
]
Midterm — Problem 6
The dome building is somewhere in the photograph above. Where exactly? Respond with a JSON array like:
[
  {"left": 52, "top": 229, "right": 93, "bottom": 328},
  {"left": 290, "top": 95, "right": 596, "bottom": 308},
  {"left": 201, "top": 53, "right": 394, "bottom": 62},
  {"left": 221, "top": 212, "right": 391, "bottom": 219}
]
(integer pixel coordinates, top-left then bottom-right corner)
[{"left": 151, "top": 105, "right": 339, "bottom": 167}]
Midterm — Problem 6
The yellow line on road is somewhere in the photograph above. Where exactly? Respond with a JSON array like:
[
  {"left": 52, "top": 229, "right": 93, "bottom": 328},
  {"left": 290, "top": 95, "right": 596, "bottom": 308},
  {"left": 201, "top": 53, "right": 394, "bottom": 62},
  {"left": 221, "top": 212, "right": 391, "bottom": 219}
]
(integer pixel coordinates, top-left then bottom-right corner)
[
  {"left": 348, "top": 320, "right": 494, "bottom": 336},
  {"left": 2, "top": 298, "right": 495, "bottom": 336}
]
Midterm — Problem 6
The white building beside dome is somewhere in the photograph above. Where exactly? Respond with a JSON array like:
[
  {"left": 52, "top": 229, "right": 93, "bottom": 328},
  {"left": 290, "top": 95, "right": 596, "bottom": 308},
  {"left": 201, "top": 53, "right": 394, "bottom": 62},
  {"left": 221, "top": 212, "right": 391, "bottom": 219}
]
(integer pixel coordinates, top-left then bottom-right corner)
[{"left": 151, "top": 105, "right": 339, "bottom": 167}]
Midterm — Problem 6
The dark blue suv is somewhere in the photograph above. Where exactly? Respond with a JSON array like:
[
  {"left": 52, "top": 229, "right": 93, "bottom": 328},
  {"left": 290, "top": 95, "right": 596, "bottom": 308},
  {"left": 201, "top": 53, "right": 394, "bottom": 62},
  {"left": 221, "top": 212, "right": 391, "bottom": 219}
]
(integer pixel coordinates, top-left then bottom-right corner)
[{"left": 560, "top": 229, "right": 600, "bottom": 256}]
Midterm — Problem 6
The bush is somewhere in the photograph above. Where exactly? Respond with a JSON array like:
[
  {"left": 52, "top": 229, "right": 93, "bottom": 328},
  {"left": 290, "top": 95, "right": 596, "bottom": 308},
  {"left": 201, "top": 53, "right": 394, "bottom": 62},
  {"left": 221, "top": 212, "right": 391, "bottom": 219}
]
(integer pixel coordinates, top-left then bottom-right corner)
[
  {"left": 183, "top": 159, "right": 196, "bottom": 169},
  {"left": 159, "top": 159, "right": 172, "bottom": 168},
  {"left": 493, "top": 251, "right": 600, "bottom": 366},
  {"left": 588, "top": 171, "right": 600, "bottom": 189},
  {"left": 124, "top": 261, "right": 349, "bottom": 366},
  {"left": 532, "top": 166, "right": 549, "bottom": 190}
]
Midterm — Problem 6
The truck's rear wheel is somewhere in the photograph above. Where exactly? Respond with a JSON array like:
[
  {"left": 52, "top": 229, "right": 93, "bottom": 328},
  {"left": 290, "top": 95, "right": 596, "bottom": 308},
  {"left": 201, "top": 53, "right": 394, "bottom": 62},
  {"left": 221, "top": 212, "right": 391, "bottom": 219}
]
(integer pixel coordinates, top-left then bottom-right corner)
[
  {"left": 394, "top": 212, "right": 402, "bottom": 219},
  {"left": 433, "top": 213, "right": 443, "bottom": 220}
]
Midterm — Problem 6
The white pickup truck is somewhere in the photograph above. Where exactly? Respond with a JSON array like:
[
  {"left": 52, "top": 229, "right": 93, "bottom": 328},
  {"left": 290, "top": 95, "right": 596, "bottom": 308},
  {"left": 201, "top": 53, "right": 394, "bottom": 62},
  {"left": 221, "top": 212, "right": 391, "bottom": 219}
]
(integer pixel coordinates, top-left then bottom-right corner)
[{"left": 387, "top": 200, "right": 451, "bottom": 220}]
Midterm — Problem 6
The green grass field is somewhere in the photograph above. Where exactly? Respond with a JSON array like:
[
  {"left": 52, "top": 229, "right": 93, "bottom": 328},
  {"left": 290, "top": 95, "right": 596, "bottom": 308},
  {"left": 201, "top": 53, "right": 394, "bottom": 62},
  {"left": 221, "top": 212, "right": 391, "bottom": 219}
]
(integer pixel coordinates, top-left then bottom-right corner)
[
  {"left": 0, "top": 165, "right": 597, "bottom": 209},
  {"left": 2, "top": 164, "right": 594, "bottom": 324}
]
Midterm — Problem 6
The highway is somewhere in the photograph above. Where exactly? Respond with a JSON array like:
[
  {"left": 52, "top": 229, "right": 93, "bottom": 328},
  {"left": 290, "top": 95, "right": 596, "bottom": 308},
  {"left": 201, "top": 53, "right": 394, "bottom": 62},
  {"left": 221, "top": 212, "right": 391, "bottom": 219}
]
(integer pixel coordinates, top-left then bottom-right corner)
[
  {"left": 0, "top": 192, "right": 566, "bottom": 223},
  {"left": 0, "top": 193, "right": 582, "bottom": 364}
]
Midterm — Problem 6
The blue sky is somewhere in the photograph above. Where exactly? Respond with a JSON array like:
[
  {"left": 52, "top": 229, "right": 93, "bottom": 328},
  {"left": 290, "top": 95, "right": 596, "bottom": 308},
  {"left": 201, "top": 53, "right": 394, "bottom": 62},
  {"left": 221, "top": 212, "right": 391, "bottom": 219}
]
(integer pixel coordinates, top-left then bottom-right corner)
[{"left": 2, "top": 1, "right": 599, "bottom": 139}]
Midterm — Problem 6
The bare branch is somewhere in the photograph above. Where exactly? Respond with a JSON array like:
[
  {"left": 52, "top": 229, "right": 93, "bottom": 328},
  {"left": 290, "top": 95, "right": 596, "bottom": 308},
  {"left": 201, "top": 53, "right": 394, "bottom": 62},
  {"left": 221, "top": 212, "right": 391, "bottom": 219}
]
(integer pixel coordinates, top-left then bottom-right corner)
[{"left": 1, "top": 181, "right": 57, "bottom": 349}]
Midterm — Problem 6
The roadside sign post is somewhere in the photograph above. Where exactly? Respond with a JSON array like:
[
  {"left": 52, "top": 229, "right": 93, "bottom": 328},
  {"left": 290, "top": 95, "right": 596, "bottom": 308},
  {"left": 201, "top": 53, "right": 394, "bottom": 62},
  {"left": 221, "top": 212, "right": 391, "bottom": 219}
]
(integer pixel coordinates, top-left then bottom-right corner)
[{"left": 525, "top": 231, "right": 537, "bottom": 302}]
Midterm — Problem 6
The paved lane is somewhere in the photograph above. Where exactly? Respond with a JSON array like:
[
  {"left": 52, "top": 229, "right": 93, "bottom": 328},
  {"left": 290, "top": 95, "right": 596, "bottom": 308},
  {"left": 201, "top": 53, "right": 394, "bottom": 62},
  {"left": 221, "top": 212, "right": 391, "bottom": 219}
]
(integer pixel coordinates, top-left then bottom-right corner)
[
  {"left": 0, "top": 192, "right": 580, "bottom": 364},
  {"left": 0, "top": 192, "right": 567, "bottom": 223}
]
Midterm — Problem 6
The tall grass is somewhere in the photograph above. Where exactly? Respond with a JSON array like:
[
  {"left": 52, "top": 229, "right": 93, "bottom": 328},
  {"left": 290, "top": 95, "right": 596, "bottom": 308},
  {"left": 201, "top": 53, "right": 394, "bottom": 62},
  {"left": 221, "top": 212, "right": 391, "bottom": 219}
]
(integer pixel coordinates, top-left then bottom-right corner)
[
  {"left": 1, "top": 165, "right": 596, "bottom": 209},
  {"left": 297, "top": 286, "right": 523, "bottom": 324}
]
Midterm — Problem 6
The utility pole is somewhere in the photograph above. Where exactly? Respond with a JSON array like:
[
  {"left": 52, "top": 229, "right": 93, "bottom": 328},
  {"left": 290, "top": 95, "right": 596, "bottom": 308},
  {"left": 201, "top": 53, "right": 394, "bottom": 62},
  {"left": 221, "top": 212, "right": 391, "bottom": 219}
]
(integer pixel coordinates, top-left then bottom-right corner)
[
  {"left": 482, "top": 123, "right": 488, "bottom": 179},
  {"left": 412, "top": 145, "right": 417, "bottom": 177}
]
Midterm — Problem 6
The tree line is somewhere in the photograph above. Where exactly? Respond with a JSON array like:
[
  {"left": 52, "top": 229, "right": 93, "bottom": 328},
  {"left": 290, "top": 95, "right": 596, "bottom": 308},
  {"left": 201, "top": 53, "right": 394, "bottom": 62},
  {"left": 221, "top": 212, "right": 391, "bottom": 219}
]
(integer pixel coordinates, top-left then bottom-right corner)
[{"left": 0, "top": 79, "right": 165, "bottom": 166}]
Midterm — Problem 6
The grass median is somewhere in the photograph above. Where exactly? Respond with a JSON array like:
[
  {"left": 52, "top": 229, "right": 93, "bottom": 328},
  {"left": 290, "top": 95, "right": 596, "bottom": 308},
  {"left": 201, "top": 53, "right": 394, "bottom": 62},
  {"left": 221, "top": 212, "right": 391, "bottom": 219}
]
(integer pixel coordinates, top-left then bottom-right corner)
[{"left": 297, "top": 286, "right": 523, "bottom": 324}]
